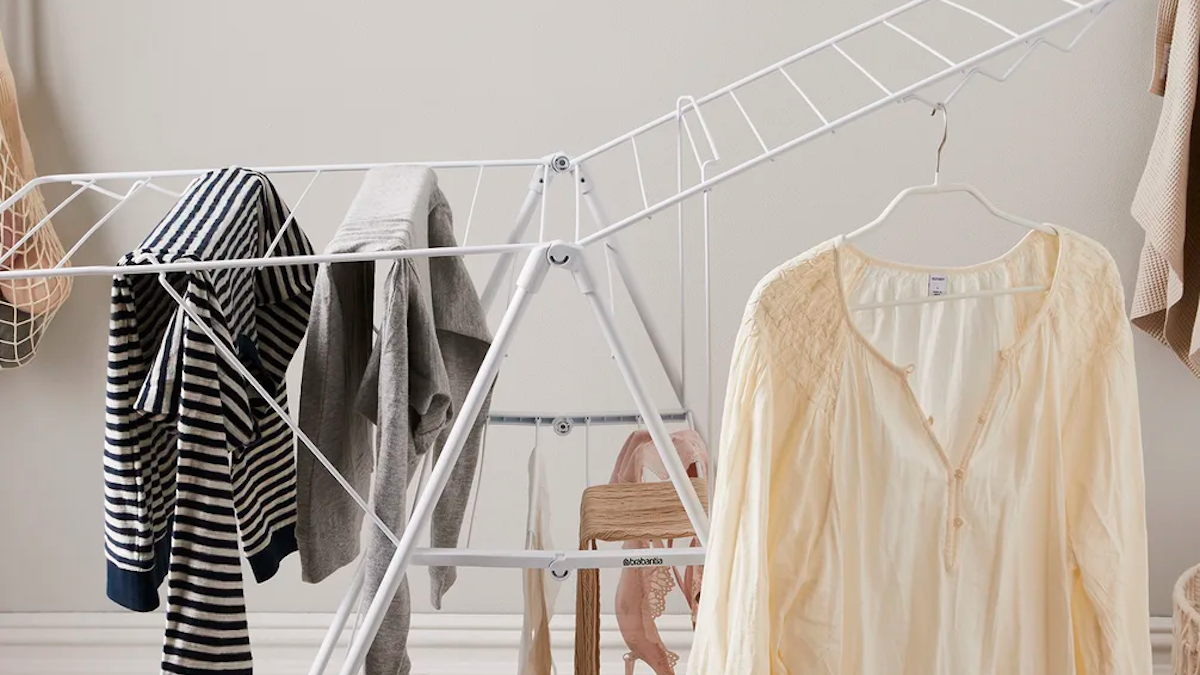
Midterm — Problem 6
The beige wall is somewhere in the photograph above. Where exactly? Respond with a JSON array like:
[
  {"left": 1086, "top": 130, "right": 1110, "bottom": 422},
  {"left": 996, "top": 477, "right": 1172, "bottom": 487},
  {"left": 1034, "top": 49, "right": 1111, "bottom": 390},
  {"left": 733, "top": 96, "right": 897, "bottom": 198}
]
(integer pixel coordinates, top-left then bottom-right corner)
[{"left": 0, "top": 0, "right": 1193, "bottom": 619}]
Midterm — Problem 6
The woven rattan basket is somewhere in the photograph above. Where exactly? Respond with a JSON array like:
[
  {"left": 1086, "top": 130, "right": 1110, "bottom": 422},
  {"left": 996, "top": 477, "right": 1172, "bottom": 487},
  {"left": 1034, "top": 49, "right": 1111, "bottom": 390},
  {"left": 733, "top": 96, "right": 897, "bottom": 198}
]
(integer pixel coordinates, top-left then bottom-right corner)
[{"left": 1175, "top": 563, "right": 1200, "bottom": 675}]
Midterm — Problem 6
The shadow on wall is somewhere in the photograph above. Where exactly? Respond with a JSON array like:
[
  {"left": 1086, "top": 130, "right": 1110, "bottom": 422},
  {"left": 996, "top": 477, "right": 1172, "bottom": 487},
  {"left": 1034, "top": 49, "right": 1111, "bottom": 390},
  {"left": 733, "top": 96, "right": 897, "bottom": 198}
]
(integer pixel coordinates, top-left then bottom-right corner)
[
  {"left": 0, "top": 1, "right": 121, "bottom": 610},
  {"left": 1, "top": 0, "right": 109, "bottom": 389}
]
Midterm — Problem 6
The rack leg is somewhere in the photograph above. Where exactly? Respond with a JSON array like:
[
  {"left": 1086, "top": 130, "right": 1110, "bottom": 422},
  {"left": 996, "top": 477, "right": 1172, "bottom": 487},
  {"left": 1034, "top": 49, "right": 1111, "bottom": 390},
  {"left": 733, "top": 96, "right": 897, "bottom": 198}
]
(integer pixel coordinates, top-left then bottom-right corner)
[
  {"left": 479, "top": 166, "right": 548, "bottom": 313},
  {"left": 576, "top": 167, "right": 685, "bottom": 406},
  {"left": 551, "top": 243, "right": 711, "bottom": 545},
  {"left": 700, "top": 159, "right": 718, "bottom": 507},
  {"left": 336, "top": 244, "right": 554, "bottom": 675},
  {"left": 308, "top": 560, "right": 366, "bottom": 675}
]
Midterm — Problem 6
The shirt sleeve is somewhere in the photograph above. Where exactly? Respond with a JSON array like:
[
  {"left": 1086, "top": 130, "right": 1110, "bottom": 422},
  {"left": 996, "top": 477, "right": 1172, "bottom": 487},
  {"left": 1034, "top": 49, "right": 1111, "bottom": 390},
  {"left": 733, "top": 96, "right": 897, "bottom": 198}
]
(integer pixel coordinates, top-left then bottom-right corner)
[
  {"left": 689, "top": 313, "right": 776, "bottom": 675},
  {"left": 1065, "top": 320, "right": 1153, "bottom": 675},
  {"left": 105, "top": 276, "right": 162, "bottom": 611}
]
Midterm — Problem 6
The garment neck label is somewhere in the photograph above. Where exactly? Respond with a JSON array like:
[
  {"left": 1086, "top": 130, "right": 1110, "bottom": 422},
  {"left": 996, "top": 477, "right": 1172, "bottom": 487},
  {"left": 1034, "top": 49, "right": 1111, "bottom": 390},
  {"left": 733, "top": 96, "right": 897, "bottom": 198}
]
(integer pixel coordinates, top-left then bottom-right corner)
[{"left": 928, "top": 274, "right": 948, "bottom": 296}]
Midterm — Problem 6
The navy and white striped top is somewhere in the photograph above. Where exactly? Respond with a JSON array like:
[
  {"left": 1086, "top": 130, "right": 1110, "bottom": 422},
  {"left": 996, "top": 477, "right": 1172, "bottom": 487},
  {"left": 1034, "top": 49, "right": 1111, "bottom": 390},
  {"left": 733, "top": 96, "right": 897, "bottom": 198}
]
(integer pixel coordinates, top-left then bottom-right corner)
[{"left": 104, "top": 167, "right": 316, "bottom": 675}]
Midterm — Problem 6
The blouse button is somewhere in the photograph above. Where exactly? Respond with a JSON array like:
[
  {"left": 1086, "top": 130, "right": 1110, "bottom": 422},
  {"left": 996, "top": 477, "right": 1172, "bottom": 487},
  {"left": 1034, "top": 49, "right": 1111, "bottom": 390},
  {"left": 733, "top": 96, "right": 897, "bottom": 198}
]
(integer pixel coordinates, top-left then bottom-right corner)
[
  {"left": 954, "top": 517, "right": 965, "bottom": 528},
  {"left": 977, "top": 413, "right": 988, "bottom": 424},
  {"left": 954, "top": 468, "right": 965, "bottom": 480}
]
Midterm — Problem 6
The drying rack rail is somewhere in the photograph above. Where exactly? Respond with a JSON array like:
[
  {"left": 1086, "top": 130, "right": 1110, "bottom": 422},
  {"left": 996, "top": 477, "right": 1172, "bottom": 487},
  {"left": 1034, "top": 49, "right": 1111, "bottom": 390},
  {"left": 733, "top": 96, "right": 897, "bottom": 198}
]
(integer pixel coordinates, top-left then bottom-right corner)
[
  {"left": 0, "top": 2, "right": 1120, "bottom": 674},
  {"left": 487, "top": 410, "right": 691, "bottom": 433}
]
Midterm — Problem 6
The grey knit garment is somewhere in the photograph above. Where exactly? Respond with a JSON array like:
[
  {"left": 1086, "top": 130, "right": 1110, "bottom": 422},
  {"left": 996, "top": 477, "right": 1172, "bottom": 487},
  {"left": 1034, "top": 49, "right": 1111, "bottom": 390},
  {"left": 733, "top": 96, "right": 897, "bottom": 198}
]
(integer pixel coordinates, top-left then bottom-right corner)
[{"left": 296, "top": 166, "right": 493, "bottom": 675}]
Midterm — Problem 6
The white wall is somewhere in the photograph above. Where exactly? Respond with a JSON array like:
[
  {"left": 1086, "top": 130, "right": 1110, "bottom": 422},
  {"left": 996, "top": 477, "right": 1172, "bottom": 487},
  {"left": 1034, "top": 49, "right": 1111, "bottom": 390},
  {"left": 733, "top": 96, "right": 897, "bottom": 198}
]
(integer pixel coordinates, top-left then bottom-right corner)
[{"left": 0, "top": 0, "right": 1194, "bottom": 620}]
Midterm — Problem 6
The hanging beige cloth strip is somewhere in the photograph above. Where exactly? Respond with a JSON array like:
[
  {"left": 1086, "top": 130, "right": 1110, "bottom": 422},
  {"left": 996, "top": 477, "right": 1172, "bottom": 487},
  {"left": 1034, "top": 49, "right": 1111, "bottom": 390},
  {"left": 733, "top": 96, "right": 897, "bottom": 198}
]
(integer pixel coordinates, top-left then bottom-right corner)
[
  {"left": 519, "top": 441, "right": 559, "bottom": 675},
  {"left": 1131, "top": 0, "right": 1200, "bottom": 375},
  {"left": 0, "top": 28, "right": 71, "bottom": 368}
]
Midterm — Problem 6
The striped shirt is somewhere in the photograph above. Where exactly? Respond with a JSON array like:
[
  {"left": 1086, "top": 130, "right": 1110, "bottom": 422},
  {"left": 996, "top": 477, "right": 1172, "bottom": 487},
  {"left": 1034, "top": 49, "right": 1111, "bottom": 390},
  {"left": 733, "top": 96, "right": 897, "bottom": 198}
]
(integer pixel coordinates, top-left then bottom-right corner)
[{"left": 104, "top": 167, "right": 316, "bottom": 675}]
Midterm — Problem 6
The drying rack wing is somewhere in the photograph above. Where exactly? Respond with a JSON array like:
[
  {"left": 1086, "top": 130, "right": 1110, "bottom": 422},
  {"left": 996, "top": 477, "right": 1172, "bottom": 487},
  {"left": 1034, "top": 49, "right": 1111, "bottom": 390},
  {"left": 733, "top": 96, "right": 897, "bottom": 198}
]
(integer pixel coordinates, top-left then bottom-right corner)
[{"left": 572, "top": 0, "right": 1117, "bottom": 248}]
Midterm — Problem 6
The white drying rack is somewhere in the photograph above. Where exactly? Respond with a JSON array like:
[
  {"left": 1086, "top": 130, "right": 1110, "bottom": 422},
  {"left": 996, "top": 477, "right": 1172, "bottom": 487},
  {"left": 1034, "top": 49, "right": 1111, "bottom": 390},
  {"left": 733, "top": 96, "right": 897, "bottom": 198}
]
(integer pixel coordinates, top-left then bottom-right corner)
[{"left": 0, "top": 1, "right": 1119, "bottom": 673}]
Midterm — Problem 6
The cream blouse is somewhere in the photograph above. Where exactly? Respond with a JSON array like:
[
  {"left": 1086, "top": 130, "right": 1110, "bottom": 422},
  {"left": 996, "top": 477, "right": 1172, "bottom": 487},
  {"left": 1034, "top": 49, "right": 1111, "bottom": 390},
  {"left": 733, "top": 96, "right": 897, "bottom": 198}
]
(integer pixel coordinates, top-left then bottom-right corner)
[{"left": 689, "top": 228, "right": 1151, "bottom": 675}]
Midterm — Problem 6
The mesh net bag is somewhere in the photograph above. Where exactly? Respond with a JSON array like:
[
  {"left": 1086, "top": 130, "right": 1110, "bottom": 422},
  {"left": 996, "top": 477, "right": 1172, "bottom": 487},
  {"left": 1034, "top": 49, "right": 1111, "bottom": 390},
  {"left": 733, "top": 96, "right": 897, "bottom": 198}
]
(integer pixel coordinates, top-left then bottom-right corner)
[
  {"left": 0, "top": 30, "right": 71, "bottom": 369},
  {"left": 1176, "top": 563, "right": 1200, "bottom": 675}
]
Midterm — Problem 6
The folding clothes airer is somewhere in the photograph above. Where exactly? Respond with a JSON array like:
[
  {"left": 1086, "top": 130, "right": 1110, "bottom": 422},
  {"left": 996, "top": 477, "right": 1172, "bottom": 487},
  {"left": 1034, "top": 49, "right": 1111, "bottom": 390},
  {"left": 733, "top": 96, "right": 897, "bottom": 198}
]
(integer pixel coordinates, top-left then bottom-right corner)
[{"left": 0, "top": 2, "right": 1122, "bottom": 673}]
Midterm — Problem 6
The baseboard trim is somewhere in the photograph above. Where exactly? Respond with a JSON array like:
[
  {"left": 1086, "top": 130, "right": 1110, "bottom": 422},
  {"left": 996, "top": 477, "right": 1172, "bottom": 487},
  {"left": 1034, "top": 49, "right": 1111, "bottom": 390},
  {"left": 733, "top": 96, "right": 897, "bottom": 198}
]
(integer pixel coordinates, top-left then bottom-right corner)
[
  {"left": 0, "top": 612, "right": 1174, "bottom": 674},
  {"left": 0, "top": 612, "right": 692, "bottom": 675}
]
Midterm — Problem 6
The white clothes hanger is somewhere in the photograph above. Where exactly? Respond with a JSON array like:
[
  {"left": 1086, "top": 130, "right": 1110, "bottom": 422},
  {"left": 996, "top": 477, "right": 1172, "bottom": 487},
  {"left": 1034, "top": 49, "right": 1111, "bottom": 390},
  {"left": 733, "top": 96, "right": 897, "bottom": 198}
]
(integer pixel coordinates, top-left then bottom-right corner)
[
  {"left": 843, "top": 103, "right": 1055, "bottom": 311},
  {"left": 847, "top": 103, "right": 1056, "bottom": 239}
]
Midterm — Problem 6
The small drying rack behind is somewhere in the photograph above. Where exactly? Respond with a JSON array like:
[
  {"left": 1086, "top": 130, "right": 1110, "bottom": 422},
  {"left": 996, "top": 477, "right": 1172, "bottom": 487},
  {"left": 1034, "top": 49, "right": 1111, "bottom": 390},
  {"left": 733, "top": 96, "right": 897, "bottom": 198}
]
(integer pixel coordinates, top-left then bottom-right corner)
[{"left": 0, "top": 2, "right": 1120, "bottom": 674}]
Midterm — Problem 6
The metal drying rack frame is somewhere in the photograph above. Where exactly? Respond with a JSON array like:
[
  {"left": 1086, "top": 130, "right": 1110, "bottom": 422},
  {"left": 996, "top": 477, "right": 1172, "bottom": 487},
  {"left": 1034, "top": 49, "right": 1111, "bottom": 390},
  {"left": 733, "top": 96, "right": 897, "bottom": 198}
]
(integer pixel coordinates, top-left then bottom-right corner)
[{"left": 0, "top": 1, "right": 1120, "bottom": 673}]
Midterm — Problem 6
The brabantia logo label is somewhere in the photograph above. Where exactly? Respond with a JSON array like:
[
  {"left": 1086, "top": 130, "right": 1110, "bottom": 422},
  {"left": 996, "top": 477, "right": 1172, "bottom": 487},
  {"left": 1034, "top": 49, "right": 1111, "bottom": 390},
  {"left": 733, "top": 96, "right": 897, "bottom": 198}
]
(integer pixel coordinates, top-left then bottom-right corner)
[{"left": 622, "top": 556, "right": 664, "bottom": 567}]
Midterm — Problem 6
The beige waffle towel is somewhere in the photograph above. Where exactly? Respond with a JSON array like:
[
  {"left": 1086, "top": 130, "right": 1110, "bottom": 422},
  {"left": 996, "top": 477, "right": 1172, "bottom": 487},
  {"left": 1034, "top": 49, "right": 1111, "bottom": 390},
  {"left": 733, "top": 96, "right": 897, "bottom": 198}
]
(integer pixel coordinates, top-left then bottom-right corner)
[{"left": 1131, "top": 0, "right": 1200, "bottom": 375}]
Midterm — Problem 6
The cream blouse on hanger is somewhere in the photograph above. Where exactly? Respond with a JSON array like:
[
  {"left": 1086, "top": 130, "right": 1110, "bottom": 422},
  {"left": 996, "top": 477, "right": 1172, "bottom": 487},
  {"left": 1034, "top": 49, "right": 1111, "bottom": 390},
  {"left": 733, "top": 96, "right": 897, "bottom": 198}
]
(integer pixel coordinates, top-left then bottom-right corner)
[{"left": 689, "top": 228, "right": 1151, "bottom": 675}]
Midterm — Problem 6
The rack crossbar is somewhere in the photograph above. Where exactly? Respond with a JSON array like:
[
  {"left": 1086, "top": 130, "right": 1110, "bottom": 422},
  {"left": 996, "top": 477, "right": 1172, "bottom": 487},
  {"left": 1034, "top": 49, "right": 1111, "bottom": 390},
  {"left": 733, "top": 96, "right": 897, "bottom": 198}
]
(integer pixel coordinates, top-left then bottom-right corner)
[
  {"left": 0, "top": 242, "right": 541, "bottom": 280},
  {"left": 410, "top": 546, "right": 705, "bottom": 571},
  {"left": 487, "top": 410, "right": 690, "bottom": 426}
]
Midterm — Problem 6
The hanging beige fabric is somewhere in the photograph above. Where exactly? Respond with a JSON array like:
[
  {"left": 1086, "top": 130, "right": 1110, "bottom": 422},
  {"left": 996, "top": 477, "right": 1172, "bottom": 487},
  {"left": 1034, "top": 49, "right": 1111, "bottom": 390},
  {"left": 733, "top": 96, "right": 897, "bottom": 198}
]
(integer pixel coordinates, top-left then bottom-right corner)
[
  {"left": 1131, "top": 0, "right": 1200, "bottom": 375},
  {"left": 0, "top": 28, "right": 70, "bottom": 368}
]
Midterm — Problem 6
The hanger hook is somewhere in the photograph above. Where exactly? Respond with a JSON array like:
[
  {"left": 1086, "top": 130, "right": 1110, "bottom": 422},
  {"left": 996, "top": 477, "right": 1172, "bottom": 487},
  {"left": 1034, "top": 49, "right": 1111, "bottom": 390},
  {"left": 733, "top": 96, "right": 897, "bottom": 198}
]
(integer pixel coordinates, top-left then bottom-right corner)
[{"left": 932, "top": 102, "right": 948, "bottom": 184}]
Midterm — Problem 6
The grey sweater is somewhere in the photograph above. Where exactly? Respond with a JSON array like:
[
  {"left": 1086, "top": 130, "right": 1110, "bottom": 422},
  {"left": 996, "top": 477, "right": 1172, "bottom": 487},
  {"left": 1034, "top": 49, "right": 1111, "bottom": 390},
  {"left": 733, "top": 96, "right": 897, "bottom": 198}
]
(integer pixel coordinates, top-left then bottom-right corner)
[{"left": 296, "top": 167, "right": 492, "bottom": 675}]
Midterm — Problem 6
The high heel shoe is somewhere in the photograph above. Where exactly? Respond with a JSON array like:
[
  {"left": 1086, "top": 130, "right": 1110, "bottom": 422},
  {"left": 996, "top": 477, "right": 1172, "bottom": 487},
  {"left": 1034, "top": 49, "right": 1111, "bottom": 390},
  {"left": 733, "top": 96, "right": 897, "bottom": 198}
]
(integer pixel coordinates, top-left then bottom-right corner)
[{"left": 623, "top": 649, "right": 681, "bottom": 675}]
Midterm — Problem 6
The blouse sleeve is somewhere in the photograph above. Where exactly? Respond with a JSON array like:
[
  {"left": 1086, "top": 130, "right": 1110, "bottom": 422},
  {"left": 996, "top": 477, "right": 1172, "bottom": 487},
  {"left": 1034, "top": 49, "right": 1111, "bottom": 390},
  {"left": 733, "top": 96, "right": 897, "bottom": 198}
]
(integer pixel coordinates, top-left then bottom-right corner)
[
  {"left": 689, "top": 313, "right": 777, "bottom": 675},
  {"left": 1065, "top": 320, "right": 1153, "bottom": 675}
]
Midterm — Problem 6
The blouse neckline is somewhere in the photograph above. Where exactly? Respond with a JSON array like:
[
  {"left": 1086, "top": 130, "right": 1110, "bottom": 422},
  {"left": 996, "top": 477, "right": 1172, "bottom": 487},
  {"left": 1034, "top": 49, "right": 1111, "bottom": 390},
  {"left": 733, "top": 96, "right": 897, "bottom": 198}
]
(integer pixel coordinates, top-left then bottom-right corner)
[{"left": 829, "top": 225, "right": 1066, "bottom": 378}]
